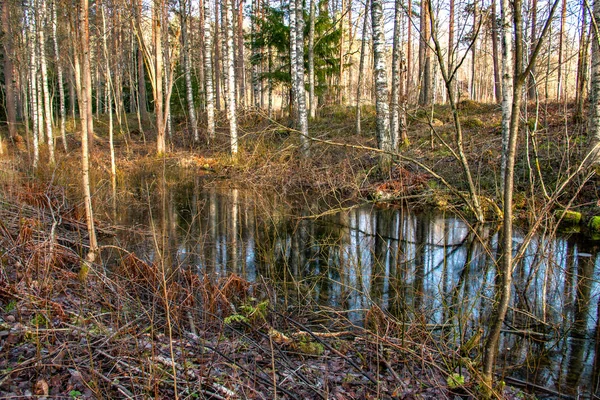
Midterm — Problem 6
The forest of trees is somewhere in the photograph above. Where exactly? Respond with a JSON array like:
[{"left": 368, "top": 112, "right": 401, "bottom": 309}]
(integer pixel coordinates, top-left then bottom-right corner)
[
  {"left": 2, "top": 0, "right": 600, "bottom": 396},
  {"left": 0, "top": 0, "right": 594, "bottom": 160}
]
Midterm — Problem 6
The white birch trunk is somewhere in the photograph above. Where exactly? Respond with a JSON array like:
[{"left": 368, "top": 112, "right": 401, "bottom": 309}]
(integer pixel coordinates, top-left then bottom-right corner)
[
  {"left": 223, "top": 0, "right": 238, "bottom": 155},
  {"left": 101, "top": 0, "right": 116, "bottom": 209},
  {"left": 295, "top": 0, "right": 309, "bottom": 155},
  {"left": 308, "top": 0, "right": 316, "bottom": 119},
  {"left": 154, "top": 0, "right": 166, "bottom": 154},
  {"left": 588, "top": 0, "right": 600, "bottom": 164},
  {"left": 289, "top": 0, "right": 298, "bottom": 121},
  {"left": 29, "top": 18, "right": 40, "bottom": 169},
  {"left": 500, "top": 0, "right": 514, "bottom": 184},
  {"left": 180, "top": 0, "right": 199, "bottom": 141},
  {"left": 371, "top": 0, "right": 392, "bottom": 168},
  {"left": 204, "top": 0, "right": 216, "bottom": 140},
  {"left": 390, "top": 0, "right": 402, "bottom": 150},
  {"left": 79, "top": 0, "right": 98, "bottom": 262},
  {"left": 52, "top": 0, "right": 67, "bottom": 152},
  {"left": 356, "top": 0, "right": 369, "bottom": 135},
  {"left": 37, "top": 0, "right": 55, "bottom": 164}
]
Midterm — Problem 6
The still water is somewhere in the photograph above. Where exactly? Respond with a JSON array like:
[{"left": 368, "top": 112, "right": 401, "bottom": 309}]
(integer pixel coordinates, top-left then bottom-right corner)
[{"left": 107, "top": 175, "right": 600, "bottom": 398}]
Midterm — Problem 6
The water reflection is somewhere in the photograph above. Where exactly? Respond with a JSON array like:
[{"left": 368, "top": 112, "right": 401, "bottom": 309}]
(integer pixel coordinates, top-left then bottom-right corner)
[{"left": 110, "top": 182, "right": 600, "bottom": 398}]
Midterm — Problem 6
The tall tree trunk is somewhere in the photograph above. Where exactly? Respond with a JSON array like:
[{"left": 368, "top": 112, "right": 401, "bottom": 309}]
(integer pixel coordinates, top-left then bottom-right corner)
[
  {"left": 223, "top": 0, "right": 238, "bottom": 156},
  {"left": 407, "top": 0, "right": 412, "bottom": 101},
  {"left": 79, "top": 0, "right": 98, "bottom": 263},
  {"left": 295, "top": 0, "right": 310, "bottom": 155},
  {"left": 290, "top": 0, "right": 298, "bottom": 120},
  {"left": 500, "top": 0, "right": 514, "bottom": 186},
  {"left": 308, "top": 0, "right": 316, "bottom": 118},
  {"left": 180, "top": 0, "right": 199, "bottom": 141},
  {"left": 2, "top": 0, "right": 16, "bottom": 143},
  {"left": 37, "top": 0, "right": 55, "bottom": 164},
  {"left": 418, "top": 0, "right": 431, "bottom": 105},
  {"left": 137, "top": 46, "right": 149, "bottom": 123},
  {"left": 29, "top": 15, "right": 40, "bottom": 169},
  {"left": 214, "top": 0, "right": 222, "bottom": 110},
  {"left": 372, "top": 0, "right": 392, "bottom": 168},
  {"left": 51, "top": 0, "right": 68, "bottom": 151},
  {"left": 482, "top": 0, "right": 560, "bottom": 392},
  {"left": 587, "top": 0, "right": 600, "bottom": 164},
  {"left": 204, "top": 0, "right": 216, "bottom": 140},
  {"left": 356, "top": 0, "right": 369, "bottom": 135},
  {"left": 237, "top": 0, "right": 246, "bottom": 107},
  {"left": 100, "top": 0, "right": 116, "bottom": 209},
  {"left": 448, "top": 0, "right": 454, "bottom": 81},
  {"left": 251, "top": 0, "right": 261, "bottom": 108},
  {"left": 491, "top": 0, "right": 501, "bottom": 103},
  {"left": 470, "top": 0, "right": 478, "bottom": 101},
  {"left": 154, "top": 0, "right": 166, "bottom": 154},
  {"left": 575, "top": 0, "right": 589, "bottom": 121},
  {"left": 527, "top": 0, "right": 537, "bottom": 100},
  {"left": 557, "top": 0, "right": 566, "bottom": 100},
  {"left": 390, "top": 0, "right": 407, "bottom": 149}
]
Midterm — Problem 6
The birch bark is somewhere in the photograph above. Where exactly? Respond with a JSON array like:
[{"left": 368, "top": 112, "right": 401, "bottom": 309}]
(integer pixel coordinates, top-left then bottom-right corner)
[
  {"left": 371, "top": 0, "right": 392, "bottom": 168},
  {"left": 204, "top": 0, "right": 216, "bottom": 140}
]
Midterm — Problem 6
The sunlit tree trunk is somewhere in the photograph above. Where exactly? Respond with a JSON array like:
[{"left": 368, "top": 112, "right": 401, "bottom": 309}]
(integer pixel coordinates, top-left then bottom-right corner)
[
  {"left": 29, "top": 16, "right": 40, "bottom": 169},
  {"left": 418, "top": 0, "right": 431, "bottom": 105},
  {"left": 222, "top": 0, "right": 238, "bottom": 156},
  {"left": 491, "top": 0, "right": 501, "bottom": 103},
  {"left": 557, "top": 0, "right": 566, "bottom": 100},
  {"left": 482, "top": 0, "right": 559, "bottom": 392},
  {"left": 2, "top": 0, "right": 16, "bottom": 145},
  {"left": 204, "top": 0, "right": 216, "bottom": 140},
  {"left": 251, "top": 0, "right": 261, "bottom": 108},
  {"left": 575, "top": 1, "right": 589, "bottom": 121},
  {"left": 214, "top": 0, "right": 221, "bottom": 110},
  {"left": 588, "top": 0, "right": 600, "bottom": 164},
  {"left": 51, "top": 0, "right": 67, "bottom": 152},
  {"left": 100, "top": 0, "right": 116, "bottom": 208},
  {"left": 308, "top": 0, "right": 316, "bottom": 119},
  {"left": 295, "top": 0, "right": 309, "bottom": 155},
  {"left": 528, "top": 0, "right": 537, "bottom": 100},
  {"left": 356, "top": 0, "right": 369, "bottom": 135},
  {"left": 37, "top": 0, "right": 55, "bottom": 164},
  {"left": 78, "top": 0, "right": 98, "bottom": 263},
  {"left": 470, "top": 0, "right": 478, "bottom": 101},
  {"left": 390, "top": 0, "right": 407, "bottom": 149},
  {"left": 500, "top": 0, "right": 513, "bottom": 186},
  {"left": 372, "top": 0, "right": 392, "bottom": 168},
  {"left": 180, "top": 0, "right": 199, "bottom": 142},
  {"left": 289, "top": 0, "right": 298, "bottom": 120}
]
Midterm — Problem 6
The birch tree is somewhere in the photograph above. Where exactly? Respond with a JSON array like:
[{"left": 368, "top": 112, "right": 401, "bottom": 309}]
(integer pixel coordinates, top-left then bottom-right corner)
[
  {"left": 78, "top": 0, "right": 98, "bottom": 263},
  {"left": 390, "top": 0, "right": 407, "bottom": 149},
  {"left": 2, "top": 0, "right": 17, "bottom": 145},
  {"left": 180, "top": 0, "right": 199, "bottom": 142},
  {"left": 222, "top": 0, "right": 238, "bottom": 156},
  {"left": 355, "top": 0, "right": 369, "bottom": 135},
  {"left": 37, "top": 0, "right": 55, "bottom": 164},
  {"left": 51, "top": 0, "right": 67, "bottom": 151},
  {"left": 587, "top": 0, "right": 600, "bottom": 165},
  {"left": 28, "top": 7, "right": 40, "bottom": 168},
  {"left": 204, "top": 0, "right": 216, "bottom": 140},
  {"left": 308, "top": 0, "right": 316, "bottom": 119},
  {"left": 482, "top": 0, "right": 560, "bottom": 392},
  {"left": 371, "top": 0, "right": 392, "bottom": 168},
  {"left": 295, "top": 0, "right": 309, "bottom": 155}
]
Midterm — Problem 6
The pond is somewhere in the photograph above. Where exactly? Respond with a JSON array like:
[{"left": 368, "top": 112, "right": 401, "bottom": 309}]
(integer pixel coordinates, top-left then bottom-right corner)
[{"left": 105, "top": 173, "right": 600, "bottom": 398}]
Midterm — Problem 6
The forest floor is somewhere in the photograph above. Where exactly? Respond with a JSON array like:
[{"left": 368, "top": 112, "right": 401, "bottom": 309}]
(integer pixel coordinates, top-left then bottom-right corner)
[{"left": 0, "top": 101, "right": 591, "bottom": 399}]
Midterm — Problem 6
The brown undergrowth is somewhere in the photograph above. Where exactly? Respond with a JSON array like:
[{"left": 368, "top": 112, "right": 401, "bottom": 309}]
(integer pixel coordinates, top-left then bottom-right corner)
[{"left": 0, "top": 183, "right": 535, "bottom": 399}]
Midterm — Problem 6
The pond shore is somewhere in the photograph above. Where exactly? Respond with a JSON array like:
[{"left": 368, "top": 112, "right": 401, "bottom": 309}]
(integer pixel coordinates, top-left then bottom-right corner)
[{"left": 0, "top": 102, "right": 594, "bottom": 399}]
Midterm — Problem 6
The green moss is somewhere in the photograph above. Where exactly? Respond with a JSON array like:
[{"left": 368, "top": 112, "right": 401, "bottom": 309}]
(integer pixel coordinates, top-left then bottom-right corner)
[
  {"left": 296, "top": 340, "right": 325, "bottom": 356},
  {"left": 554, "top": 210, "right": 582, "bottom": 225},
  {"left": 589, "top": 216, "right": 600, "bottom": 232}
]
